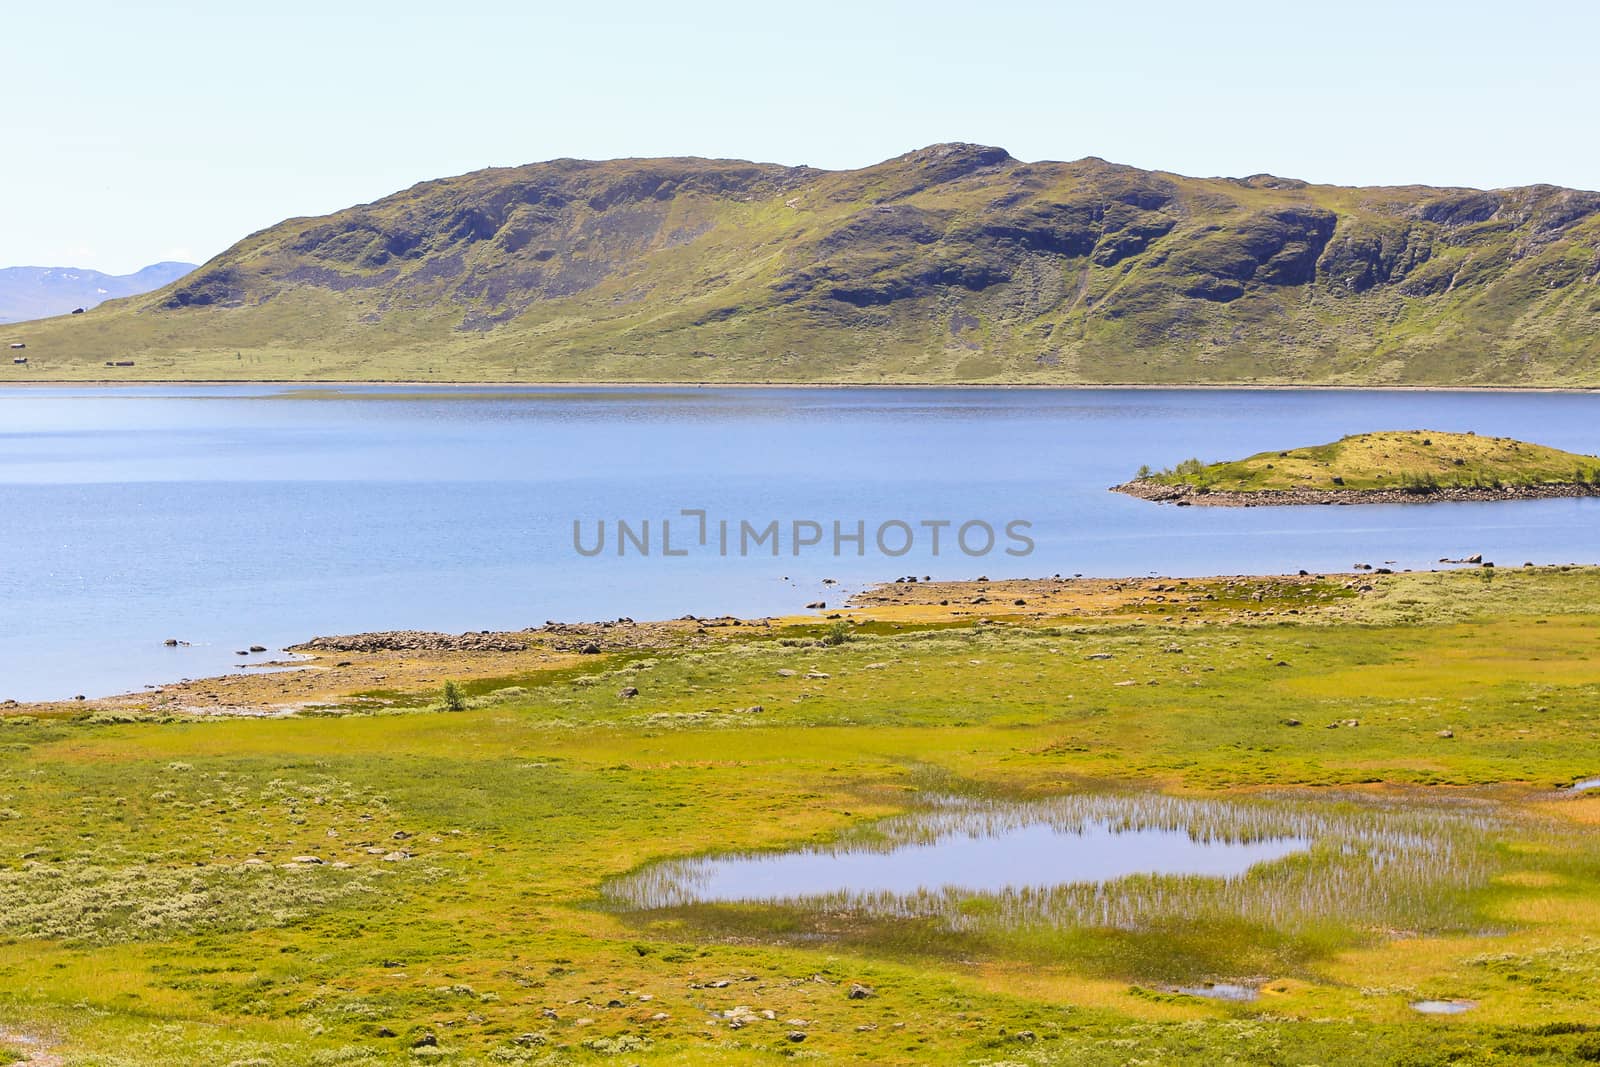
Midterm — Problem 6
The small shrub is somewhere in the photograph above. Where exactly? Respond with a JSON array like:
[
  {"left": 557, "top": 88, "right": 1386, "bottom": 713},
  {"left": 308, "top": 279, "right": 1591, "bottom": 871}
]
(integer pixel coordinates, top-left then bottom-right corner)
[
  {"left": 1400, "top": 472, "right": 1439, "bottom": 494},
  {"left": 442, "top": 681, "right": 466, "bottom": 712},
  {"left": 821, "top": 621, "right": 853, "bottom": 647}
]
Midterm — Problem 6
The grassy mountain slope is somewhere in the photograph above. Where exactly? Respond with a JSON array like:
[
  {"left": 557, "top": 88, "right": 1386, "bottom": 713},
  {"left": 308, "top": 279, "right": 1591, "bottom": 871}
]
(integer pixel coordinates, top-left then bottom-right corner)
[{"left": 6, "top": 145, "right": 1600, "bottom": 383}]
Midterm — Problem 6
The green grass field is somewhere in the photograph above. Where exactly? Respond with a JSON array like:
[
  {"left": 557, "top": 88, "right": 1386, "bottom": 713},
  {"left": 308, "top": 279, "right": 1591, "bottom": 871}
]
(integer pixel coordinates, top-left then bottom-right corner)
[{"left": 5, "top": 568, "right": 1600, "bottom": 1063}]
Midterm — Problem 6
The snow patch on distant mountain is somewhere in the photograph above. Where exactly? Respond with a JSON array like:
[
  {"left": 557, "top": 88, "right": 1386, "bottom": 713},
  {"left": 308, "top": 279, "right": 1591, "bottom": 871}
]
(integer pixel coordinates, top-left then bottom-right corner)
[{"left": 0, "top": 262, "right": 196, "bottom": 323}]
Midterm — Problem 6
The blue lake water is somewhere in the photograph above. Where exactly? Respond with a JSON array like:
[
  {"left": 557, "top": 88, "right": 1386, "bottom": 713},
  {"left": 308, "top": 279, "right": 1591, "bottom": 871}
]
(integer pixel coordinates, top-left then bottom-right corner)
[{"left": 2, "top": 384, "right": 1599, "bottom": 700}]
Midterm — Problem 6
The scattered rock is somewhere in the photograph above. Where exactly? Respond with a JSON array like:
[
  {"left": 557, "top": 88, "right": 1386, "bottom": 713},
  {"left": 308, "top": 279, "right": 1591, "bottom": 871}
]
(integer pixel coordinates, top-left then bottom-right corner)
[
  {"left": 787, "top": 1031, "right": 807, "bottom": 1043},
  {"left": 805, "top": 601, "right": 826, "bottom": 609},
  {"left": 847, "top": 983, "right": 875, "bottom": 1000},
  {"left": 618, "top": 686, "right": 639, "bottom": 699},
  {"left": 1437, "top": 729, "right": 1454, "bottom": 738},
  {"left": 249, "top": 645, "right": 267, "bottom": 653},
  {"left": 295, "top": 630, "right": 528, "bottom": 653}
]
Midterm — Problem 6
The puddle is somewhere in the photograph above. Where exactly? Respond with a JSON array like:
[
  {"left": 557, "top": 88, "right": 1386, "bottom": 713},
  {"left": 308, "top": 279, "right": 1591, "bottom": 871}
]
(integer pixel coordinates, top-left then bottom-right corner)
[
  {"left": 608, "top": 792, "right": 1499, "bottom": 934},
  {"left": 1411, "top": 999, "right": 1475, "bottom": 1015},
  {"left": 1571, "top": 777, "right": 1600, "bottom": 793},
  {"left": 1172, "top": 983, "right": 1259, "bottom": 1002}
]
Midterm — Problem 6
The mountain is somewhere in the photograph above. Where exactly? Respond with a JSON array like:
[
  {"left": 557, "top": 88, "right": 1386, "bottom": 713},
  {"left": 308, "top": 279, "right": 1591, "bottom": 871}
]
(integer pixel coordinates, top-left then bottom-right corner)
[
  {"left": 6, "top": 145, "right": 1599, "bottom": 384},
  {"left": 0, "top": 262, "right": 195, "bottom": 325}
]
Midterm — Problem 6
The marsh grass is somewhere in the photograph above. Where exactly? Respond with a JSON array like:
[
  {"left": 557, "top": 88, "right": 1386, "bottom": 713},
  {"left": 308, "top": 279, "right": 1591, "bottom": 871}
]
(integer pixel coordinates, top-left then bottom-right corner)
[{"left": 0, "top": 856, "right": 387, "bottom": 943}]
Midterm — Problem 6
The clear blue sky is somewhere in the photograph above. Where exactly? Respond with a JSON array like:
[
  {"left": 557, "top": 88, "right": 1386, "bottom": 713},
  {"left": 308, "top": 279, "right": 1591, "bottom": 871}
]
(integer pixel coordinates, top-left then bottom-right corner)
[{"left": 7, "top": 0, "right": 1598, "bottom": 273}]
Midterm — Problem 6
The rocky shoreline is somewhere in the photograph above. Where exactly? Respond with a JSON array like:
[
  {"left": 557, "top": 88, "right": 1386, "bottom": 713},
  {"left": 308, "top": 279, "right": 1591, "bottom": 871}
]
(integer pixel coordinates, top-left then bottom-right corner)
[{"left": 1112, "top": 480, "right": 1600, "bottom": 507}]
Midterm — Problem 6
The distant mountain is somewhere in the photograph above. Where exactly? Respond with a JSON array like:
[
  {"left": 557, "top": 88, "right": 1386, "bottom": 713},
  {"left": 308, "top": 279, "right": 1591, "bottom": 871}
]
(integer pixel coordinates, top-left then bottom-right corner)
[
  {"left": 7, "top": 145, "right": 1600, "bottom": 384},
  {"left": 0, "top": 262, "right": 195, "bottom": 324}
]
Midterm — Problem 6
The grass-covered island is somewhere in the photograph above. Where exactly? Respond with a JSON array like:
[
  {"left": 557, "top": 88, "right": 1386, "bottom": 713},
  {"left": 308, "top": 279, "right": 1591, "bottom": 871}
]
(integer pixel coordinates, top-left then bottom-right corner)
[
  {"left": 5, "top": 568, "right": 1600, "bottom": 1063},
  {"left": 1116, "top": 430, "right": 1600, "bottom": 505}
]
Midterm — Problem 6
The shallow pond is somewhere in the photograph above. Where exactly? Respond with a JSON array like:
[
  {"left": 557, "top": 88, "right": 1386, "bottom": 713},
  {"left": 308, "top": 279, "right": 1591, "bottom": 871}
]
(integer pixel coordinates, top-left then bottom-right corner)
[
  {"left": 626, "top": 820, "right": 1307, "bottom": 904},
  {"left": 1411, "top": 999, "right": 1476, "bottom": 1014},
  {"left": 607, "top": 792, "right": 1501, "bottom": 935},
  {"left": 1172, "top": 983, "right": 1259, "bottom": 1002}
]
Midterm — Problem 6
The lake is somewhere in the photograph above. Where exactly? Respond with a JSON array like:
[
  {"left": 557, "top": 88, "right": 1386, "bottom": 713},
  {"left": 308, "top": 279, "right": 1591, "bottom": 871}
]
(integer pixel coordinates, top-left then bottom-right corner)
[{"left": 3, "top": 384, "right": 1599, "bottom": 700}]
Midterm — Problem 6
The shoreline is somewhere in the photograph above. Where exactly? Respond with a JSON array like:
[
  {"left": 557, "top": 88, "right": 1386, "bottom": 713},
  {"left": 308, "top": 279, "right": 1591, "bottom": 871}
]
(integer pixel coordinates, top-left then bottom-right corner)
[
  {"left": 0, "top": 567, "right": 1515, "bottom": 717},
  {"left": 3, "top": 378, "right": 1600, "bottom": 393},
  {"left": 1113, "top": 480, "right": 1600, "bottom": 507}
]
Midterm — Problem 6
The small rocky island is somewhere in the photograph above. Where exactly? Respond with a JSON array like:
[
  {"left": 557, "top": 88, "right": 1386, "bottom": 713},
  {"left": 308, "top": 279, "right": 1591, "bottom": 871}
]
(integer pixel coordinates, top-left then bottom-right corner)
[{"left": 1116, "top": 430, "right": 1600, "bottom": 506}]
